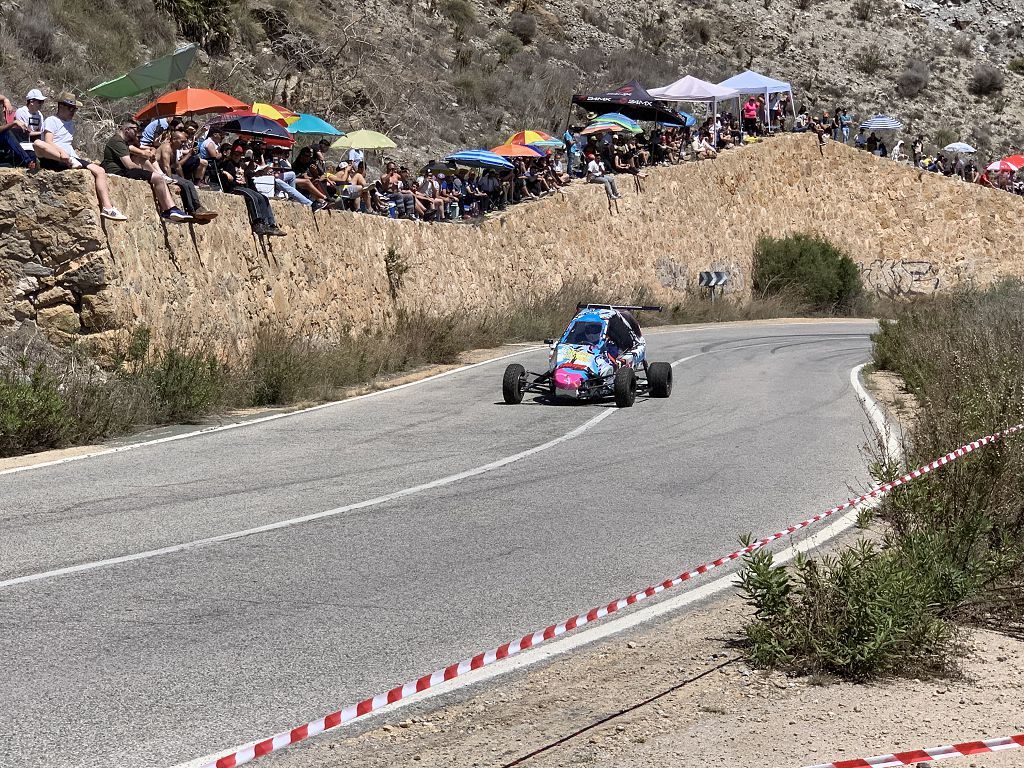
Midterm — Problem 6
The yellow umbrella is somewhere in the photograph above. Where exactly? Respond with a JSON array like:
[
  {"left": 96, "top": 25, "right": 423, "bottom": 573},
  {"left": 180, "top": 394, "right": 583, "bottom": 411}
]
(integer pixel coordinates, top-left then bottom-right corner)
[
  {"left": 331, "top": 129, "right": 397, "bottom": 150},
  {"left": 252, "top": 102, "right": 298, "bottom": 125}
]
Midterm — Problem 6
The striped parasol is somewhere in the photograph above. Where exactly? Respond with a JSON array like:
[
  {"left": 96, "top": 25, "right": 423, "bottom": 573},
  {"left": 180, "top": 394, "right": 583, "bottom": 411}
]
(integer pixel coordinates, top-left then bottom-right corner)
[
  {"left": 987, "top": 159, "right": 1020, "bottom": 173},
  {"left": 507, "top": 130, "right": 563, "bottom": 149},
  {"left": 581, "top": 122, "right": 626, "bottom": 136},
  {"left": 445, "top": 149, "right": 515, "bottom": 170},
  {"left": 590, "top": 112, "right": 642, "bottom": 133},
  {"left": 859, "top": 114, "right": 904, "bottom": 131}
]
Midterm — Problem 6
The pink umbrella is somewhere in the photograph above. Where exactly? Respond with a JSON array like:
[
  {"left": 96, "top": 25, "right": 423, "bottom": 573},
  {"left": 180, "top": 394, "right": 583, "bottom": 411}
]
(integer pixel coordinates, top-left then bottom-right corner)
[{"left": 987, "top": 159, "right": 1020, "bottom": 173}]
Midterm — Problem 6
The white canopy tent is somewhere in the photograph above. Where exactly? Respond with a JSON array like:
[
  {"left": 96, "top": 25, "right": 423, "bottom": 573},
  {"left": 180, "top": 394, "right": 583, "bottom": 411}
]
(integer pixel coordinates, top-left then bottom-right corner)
[
  {"left": 717, "top": 70, "right": 795, "bottom": 132},
  {"left": 648, "top": 76, "right": 740, "bottom": 146}
]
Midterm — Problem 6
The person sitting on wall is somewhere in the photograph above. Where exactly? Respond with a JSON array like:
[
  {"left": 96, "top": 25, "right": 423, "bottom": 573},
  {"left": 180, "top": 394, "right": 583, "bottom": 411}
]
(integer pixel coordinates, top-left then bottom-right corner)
[
  {"left": 196, "top": 126, "right": 225, "bottom": 187},
  {"left": 153, "top": 127, "right": 219, "bottom": 222},
  {"left": 0, "top": 92, "right": 37, "bottom": 168},
  {"left": 33, "top": 92, "right": 128, "bottom": 221},
  {"left": 101, "top": 116, "right": 190, "bottom": 222},
  {"left": 14, "top": 89, "right": 46, "bottom": 144},
  {"left": 218, "top": 143, "right": 286, "bottom": 236},
  {"left": 585, "top": 151, "right": 620, "bottom": 199}
]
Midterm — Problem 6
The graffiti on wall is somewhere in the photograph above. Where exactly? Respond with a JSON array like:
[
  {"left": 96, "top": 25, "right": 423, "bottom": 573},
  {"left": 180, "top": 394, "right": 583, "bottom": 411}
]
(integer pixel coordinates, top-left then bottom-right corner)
[{"left": 860, "top": 258, "right": 940, "bottom": 297}]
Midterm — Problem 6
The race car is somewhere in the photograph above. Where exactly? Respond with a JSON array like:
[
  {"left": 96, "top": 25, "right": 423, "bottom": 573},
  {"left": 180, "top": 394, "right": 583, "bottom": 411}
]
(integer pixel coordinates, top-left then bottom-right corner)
[{"left": 501, "top": 304, "right": 673, "bottom": 408}]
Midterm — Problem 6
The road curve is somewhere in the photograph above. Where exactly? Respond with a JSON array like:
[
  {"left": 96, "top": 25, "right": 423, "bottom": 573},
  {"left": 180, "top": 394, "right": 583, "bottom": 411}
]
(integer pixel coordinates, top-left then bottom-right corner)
[{"left": 0, "top": 319, "right": 877, "bottom": 768}]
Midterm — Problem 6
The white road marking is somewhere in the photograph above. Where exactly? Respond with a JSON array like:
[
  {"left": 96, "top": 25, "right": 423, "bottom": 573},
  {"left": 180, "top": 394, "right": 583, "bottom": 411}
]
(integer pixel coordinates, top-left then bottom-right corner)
[
  {"left": 0, "top": 338, "right": 859, "bottom": 590},
  {"left": 1, "top": 319, "right": 876, "bottom": 478},
  {"left": 170, "top": 361, "right": 885, "bottom": 768}
]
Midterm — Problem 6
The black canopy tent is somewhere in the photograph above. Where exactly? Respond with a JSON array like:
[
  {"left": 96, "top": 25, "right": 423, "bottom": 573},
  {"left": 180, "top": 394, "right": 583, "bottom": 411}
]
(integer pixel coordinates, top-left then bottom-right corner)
[{"left": 570, "top": 79, "right": 683, "bottom": 124}]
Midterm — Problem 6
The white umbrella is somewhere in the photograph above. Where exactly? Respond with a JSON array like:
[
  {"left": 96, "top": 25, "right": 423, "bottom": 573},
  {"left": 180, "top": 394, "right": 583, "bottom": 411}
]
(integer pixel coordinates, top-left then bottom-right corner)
[{"left": 943, "top": 142, "right": 977, "bottom": 154}]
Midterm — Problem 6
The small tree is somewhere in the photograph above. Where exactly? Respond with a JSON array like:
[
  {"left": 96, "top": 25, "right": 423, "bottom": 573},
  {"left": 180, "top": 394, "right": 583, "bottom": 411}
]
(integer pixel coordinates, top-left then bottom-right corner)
[
  {"left": 440, "top": 0, "right": 475, "bottom": 40},
  {"left": 494, "top": 31, "right": 523, "bottom": 61}
]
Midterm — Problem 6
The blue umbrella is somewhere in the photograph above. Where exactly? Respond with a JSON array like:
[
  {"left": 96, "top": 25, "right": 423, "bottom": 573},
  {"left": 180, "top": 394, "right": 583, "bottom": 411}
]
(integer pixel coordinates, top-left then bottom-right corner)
[
  {"left": 445, "top": 149, "right": 514, "bottom": 170},
  {"left": 216, "top": 114, "right": 291, "bottom": 140},
  {"left": 658, "top": 110, "right": 697, "bottom": 128},
  {"left": 859, "top": 114, "right": 903, "bottom": 131},
  {"left": 287, "top": 113, "right": 343, "bottom": 136}
]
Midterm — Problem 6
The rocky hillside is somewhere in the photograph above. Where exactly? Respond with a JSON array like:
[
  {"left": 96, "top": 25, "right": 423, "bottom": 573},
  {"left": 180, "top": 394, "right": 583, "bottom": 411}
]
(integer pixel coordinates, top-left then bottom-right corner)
[{"left": 1, "top": 0, "right": 1021, "bottom": 159}]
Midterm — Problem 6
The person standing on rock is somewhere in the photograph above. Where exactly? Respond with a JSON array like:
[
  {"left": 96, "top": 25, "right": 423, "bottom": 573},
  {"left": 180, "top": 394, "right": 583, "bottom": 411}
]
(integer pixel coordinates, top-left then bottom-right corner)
[{"left": 33, "top": 92, "right": 128, "bottom": 221}]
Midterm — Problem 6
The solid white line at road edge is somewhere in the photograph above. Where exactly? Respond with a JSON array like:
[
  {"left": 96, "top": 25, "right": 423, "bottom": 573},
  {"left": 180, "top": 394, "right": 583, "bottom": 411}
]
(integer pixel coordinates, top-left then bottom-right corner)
[{"left": 170, "top": 361, "right": 887, "bottom": 768}]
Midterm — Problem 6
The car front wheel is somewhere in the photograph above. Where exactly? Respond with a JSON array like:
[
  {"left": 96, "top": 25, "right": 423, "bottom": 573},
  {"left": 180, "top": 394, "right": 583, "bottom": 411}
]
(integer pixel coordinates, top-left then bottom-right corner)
[
  {"left": 613, "top": 367, "right": 637, "bottom": 408},
  {"left": 502, "top": 363, "right": 526, "bottom": 404}
]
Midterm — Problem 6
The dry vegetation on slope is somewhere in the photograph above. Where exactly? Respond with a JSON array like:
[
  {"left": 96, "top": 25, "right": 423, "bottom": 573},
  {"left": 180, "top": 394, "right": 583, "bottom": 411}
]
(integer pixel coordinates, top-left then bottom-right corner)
[{"left": 1, "top": 0, "right": 1023, "bottom": 158}]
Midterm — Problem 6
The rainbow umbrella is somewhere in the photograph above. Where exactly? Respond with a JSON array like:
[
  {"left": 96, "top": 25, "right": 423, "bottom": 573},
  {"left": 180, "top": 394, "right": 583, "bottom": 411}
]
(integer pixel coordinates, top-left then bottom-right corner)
[
  {"left": 590, "top": 113, "right": 642, "bottom": 133},
  {"left": 490, "top": 143, "right": 543, "bottom": 158},
  {"left": 508, "top": 129, "right": 553, "bottom": 144},
  {"left": 580, "top": 122, "right": 625, "bottom": 136}
]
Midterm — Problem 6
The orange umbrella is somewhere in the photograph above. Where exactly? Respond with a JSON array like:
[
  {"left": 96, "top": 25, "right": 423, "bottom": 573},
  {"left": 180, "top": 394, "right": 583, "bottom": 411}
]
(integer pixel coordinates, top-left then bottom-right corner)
[
  {"left": 490, "top": 143, "right": 543, "bottom": 158},
  {"left": 135, "top": 87, "right": 247, "bottom": 121}
]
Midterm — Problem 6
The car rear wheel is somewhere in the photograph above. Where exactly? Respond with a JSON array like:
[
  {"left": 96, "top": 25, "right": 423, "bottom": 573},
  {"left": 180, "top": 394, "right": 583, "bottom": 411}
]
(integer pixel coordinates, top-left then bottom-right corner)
[
  {"left": 648, "top": 362, "right": 673, "bottom": 398},
  {"left": 613, "top": 367, "right": 637, "bottom": 408},
  {"left": 502, "top": 363, "right": 526, "bottom": 404}
]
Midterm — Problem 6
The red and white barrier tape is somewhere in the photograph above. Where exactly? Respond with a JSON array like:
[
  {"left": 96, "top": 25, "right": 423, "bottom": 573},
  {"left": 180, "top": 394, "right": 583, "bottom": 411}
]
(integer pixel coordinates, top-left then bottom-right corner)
[
  {"left": 200, "top": 422, "right": 1024, "bottom": 768},
  {"left": 804, "top": 732, "right": 1024, "bottom": 768}
]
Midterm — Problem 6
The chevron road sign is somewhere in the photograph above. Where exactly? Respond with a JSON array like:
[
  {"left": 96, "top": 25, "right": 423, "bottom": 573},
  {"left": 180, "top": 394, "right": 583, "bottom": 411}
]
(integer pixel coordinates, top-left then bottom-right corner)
[{"left": 698, "top": 271, "right": 729, "bottom": 287}]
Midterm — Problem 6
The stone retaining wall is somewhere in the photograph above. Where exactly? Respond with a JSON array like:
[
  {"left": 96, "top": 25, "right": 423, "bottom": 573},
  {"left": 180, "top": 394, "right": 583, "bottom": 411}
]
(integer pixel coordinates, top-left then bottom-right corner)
[{"left": 2, "top": 134, "right": 1021, "bottom": 352}]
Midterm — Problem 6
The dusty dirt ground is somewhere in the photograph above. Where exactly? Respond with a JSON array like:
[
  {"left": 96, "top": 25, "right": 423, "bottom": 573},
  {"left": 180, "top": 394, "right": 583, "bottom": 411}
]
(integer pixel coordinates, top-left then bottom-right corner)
[{"left": 271, "top": 593, "right": 1024, "bottom": 768}]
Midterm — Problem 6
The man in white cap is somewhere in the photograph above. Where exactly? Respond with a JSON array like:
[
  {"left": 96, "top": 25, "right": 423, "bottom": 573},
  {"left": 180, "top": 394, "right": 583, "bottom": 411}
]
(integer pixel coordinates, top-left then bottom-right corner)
[
  {"left": 15, "top": 89, "right": 46, "bottom": 142},
  {"left": 33, "top": 92, "right": 128, "bottom": 221}
]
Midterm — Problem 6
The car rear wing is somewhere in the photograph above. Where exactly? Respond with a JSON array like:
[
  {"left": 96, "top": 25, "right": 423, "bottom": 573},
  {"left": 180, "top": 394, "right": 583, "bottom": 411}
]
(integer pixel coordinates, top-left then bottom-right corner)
[{"left": 576, "top": 303, "right": 663, "bottom": 312}]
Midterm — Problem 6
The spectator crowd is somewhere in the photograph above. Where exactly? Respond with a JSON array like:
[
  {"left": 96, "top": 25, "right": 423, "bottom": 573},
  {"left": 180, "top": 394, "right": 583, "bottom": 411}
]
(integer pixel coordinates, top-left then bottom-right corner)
[{"left": 2, "top": 86, "right": 1022, "bottom": 238}]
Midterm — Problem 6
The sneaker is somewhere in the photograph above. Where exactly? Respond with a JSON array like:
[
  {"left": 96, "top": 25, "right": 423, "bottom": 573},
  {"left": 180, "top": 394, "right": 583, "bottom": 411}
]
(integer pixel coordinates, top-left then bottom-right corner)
[
  {"left": 162, "top": 207, "right": 192, "bottom": 222},
  {"left": 192, "top": 207, "right": 218, "bottom": 223},
  {"left": 312, "top": 198, "right": 329, "bottom": 212},
  {"left": 101, "top": 207, "right": 128, "bottom": 221},
  {"left": 252, "top": 223, "right": 269, "bottom": 236},
  {"left": 267, "top": 226, "right": 287, "bottom": 237}
]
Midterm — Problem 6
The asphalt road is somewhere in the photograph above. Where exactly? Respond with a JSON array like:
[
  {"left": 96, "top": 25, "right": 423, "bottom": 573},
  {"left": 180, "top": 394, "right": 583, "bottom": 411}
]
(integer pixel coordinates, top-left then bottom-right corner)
[{"left": 0, "top": 319, "right": 877, "bottom": 768}]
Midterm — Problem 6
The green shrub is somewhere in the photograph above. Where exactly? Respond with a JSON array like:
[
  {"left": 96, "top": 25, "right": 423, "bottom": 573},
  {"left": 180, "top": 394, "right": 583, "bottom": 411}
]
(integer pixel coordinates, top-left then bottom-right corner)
[
  {"left": 509, "top": 12, "right": 536, "bottom": 43},
  {"left": 897, "top": 58, "right": 929, "bottom": 97},
  {"left": 494, "top": 31, "right": 523, "bottom": 61},
  {"left": 0, "top": 361, "right": 74, "bottom": 455},
  {"left": 752, "top": 233, "right": 863, "bottom": 312},
  {"left": 740, "top": 540, "right": 961, "bottom": 679},
  {"left": 969, "top": 64, "right": 1004, "bottom": 95},
  {"left": 146, "top": 348, "right": 229, "bottom": 423},
  {"left": 1009, "top": 58, "right": 1024, "bottom": 75},
  {"left": 854, "top": 44, "right": 884, "bottom": 75}
]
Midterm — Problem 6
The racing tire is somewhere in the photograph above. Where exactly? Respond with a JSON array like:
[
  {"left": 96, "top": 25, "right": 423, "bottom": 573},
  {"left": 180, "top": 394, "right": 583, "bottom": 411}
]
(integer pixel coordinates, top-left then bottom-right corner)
[
  {"left": 613, "top": 367, "right": 637, "bottom": 408},
  {"left": 502, "top": 363, "right": 527, "bottom": 404},
  {"left": 648, "top": 361, "right": 673, "bottom": 398}
]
